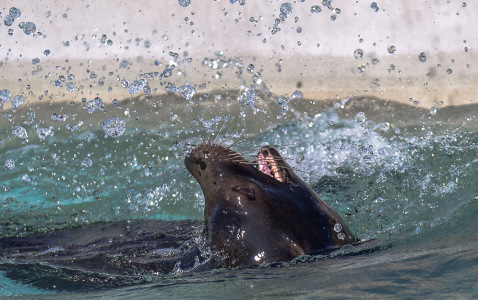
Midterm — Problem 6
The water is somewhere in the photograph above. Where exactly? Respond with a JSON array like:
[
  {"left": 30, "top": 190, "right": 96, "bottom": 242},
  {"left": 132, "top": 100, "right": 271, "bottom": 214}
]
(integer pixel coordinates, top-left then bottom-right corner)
[{"left": 1, "top": 93, "right": 477, "bottom": 298}]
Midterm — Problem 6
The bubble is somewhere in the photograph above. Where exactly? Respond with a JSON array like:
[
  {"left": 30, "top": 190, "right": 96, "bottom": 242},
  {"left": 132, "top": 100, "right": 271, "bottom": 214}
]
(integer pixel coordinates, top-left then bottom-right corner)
[
  {"left": 4, "top": 12, "right": 15, "bottom": 26},
  {"left": 12, "top": 126, "right": 28, "bottom": 142},
  {"left": 337, "top": 232, "right": 345, "bottom": 240},
  {"left": 355, "top": 112, "right": 366, "bottom": 122},
  {"left": 371, "top": 58, "right": 379, "bottom": 65},
  {"left": 11, "top": 95, "right": 24, "bottom": 109},
  {"left": 311, "top": 5, "right": 322, "bottom": 13},
  {"left": 354, "top": 49, "right": 364, "bottom": 59},
  {"left": 0, "top": 89, "right": 12, "bottom": 102},
  {"left": 178, "top": 0, "right": 191, "bottom": 7},
  {"left": 447, "top": 69, "right": 453, "bottom": 74},
  {"left": 291, "top": 90, "right": 303, "bottom": 101},
  {"left": 178, "top": 84, "right": 196, "bottom": 101},
  {"left": 387, "top": 45, "right": 396, "bottom": 54},
  {"left": 22, "top": 22, "right": 36, "bottom": 35},
  {"left": 103, "top": 116, "right": 126, "bottom": 138},
  {"left": 357, "top": 64, "right": 366, "bottom": 73},
  {"left": 371, "top": 2, "right": 379, "bottom": 12},
  {"left": 419, "top": 52, "right": 427, "bottom": 62},
  {"left": 44, "top": 49, "right": 50, "bottom": 56},
  {"left": 4, "top": 159, "right": 15, "bottom": 170},
  {"left": 430, "top": 106, "right": 437, "bottom": 116},
  {"left": 334, "top": 223, "right": 343, "bottom": 232},
  {"left": 82, "top": 158, "right": 92, "bottom": 167},
  {"left": 32, "top": 58, "right": 40, "bottom": 65}
]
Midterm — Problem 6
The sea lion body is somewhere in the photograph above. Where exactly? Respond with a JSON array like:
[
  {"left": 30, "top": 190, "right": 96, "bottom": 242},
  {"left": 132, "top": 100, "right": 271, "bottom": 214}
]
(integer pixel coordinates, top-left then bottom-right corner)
[
  {"left": 0, "top": 143, "right": 357, "bottom": 278},
  {"left": 184, "top": 143, "right": 356, "bottom": 267}
]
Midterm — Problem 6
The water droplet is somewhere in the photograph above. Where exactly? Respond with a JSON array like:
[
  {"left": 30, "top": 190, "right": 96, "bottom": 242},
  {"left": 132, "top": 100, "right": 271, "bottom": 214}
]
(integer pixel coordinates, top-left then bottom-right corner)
[
  {"left": 12, "top": 126, "right": 28, "bottom": 142},
  {"left": 419, "top": 52, "right": 427, "bottom": 62},
  {"left": 103, "top": 116, "right": 126, "bottom": 138},
  {"left": 447, "top": 69, "right": 453, "bottom": 74},
  {"left": 7, "top": 29, "right": 13, "bottom": 36},
  {"left": 387, "top": 45, "right": 396, "bottom": 54},
  {"left": 4, "top": 15, "right": 15, "bottom": 26},
  {"left": 291, "top": 90, "right": 303, "bottom": 101},
  {"left": 276, "top": 96, "right": 289, "bottom": 107},
  {"left": 9, "top": 7, "right": 22, "bottom": 19},
  {"left": 371, "top": 2, "right": 379, "bottom": 12},
  {"left": 311, "top": 6, "right": 322, "bottom": 13},
  {"left": 357, "top": 64, "right": 366, "bottom": 73},
  {"left": 295, "top": 155, "right": 304, "bottom": 163},
  {"left": 36, "top": 127, "right": 54, "bottom": 141},
  {"left": 354, "top": 49, "right": 364, "bottom": 59},
  {"left": 178, "top": 84, "right": 196, "bottom": 100},
  {"left": 4, "top": 159, "right": 15, "bottom": 170},
  {"left": 462, "top": 2, "right": 467, "bottom": 7},
  {"left": 127, "top": 79, "right": 147, "bottom": 94},
  {"left": 51, "top": 113, "right": 68, "bottom": 122},
  {"left": 334, "top": 223, "right": 343, "bottom": 232},
  {"left": 371, "top": 58, "right": 379, "bottom": 65},
  {"left": 337, "top": 232, "right": 345, "bottom": 240},
  {"left": 22, "top": 22, "right": 36, "bottom": 35},
  {"left": 280, "top": 3, "right": 293, "bottom": 19},
  {"left": 0, "top": 89, "right": 12, "bottom": 102},
  {"left": 11, "top": 95, "right": 24, "bottom": 110},
  {"left": 355, "top": 112, "right": 366, "bottom": 122},
  {"left": 247, "top": 64, "right": 254, "bottom": 73},
  {"left": 178, "top": 0, "right": 191, "bottom": 7},
  {"left": 85, "top": 97, "right": 103, "bottom": 114},
  {"left": 82, "top": 158, "right": 93, "bottom": 168},
  {"left": 430, "top": 106, "right": 437, "bottom": 116}
]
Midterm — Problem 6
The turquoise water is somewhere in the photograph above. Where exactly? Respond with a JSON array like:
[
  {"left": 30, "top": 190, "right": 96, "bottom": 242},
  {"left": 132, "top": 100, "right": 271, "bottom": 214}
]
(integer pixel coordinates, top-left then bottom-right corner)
[{"left": 1, "top": 95, "right": 478, "bottom": 298}]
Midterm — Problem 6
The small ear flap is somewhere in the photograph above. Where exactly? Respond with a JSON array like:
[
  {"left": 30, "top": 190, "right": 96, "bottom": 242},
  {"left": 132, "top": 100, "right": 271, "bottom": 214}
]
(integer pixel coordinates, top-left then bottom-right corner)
[{"left": 233, "top": 186, "right": 255, "bottom": 200}]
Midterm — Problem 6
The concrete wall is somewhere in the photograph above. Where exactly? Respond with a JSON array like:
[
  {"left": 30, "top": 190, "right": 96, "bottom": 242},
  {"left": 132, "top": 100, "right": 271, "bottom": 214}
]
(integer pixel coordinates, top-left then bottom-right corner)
[{"left": 1, "top": 0, "right": 477, "bottom": 107}]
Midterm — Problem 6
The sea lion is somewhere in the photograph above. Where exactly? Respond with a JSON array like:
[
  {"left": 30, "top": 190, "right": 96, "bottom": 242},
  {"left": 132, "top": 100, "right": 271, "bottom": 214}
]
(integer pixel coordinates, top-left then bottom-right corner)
[
  {"left": 184, "top": 143, "right": 356, "bottom": 267},
  {"left": 0, "top": 143, "right": 357, "bottom": 283}
]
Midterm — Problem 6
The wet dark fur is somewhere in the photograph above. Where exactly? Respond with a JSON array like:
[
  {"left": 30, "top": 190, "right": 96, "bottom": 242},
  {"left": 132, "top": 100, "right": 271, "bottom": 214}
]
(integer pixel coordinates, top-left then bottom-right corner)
[{"left": 184, "top": 143, "right": 356, "bottom": 267}]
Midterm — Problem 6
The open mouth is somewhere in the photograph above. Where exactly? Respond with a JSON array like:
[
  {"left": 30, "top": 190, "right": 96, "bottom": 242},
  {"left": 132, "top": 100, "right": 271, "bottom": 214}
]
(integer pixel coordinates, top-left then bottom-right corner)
[{"left": 255, "top": 148, "right": 290, "bottom": 183}]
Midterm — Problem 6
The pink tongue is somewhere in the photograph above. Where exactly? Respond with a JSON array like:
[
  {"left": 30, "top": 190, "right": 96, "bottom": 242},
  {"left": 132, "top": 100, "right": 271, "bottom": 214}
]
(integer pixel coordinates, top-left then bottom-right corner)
[{"left": 257, "top": 152, "right": 272, "bottom": 176}]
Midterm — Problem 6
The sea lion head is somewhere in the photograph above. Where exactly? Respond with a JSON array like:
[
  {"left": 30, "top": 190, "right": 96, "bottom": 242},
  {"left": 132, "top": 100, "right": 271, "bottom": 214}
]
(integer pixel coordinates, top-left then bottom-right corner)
[{"left": 185, "top": 142, "right": 355, "bottom": 267}]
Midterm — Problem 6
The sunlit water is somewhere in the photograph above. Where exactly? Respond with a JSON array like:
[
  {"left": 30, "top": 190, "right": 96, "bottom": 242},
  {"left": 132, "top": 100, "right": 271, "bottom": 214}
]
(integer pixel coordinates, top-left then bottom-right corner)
[{"left": 1, "top": 93, "right": 477, "bottom": 298}]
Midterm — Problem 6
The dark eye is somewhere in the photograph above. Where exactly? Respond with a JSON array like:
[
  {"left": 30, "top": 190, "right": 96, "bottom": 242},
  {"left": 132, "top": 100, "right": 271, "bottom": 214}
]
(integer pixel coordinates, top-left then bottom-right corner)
[
  {"left": 200, "top": 161, "right": 207, "bottom": 170},
  {"left": 234, "top": 186, "right": 255, "bottom": 200}
]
